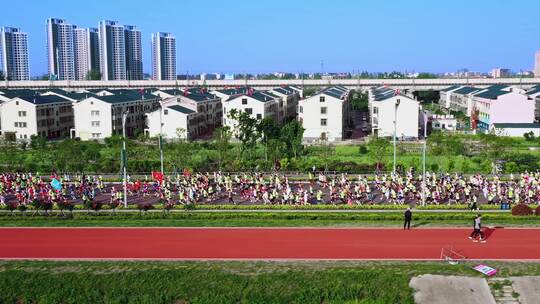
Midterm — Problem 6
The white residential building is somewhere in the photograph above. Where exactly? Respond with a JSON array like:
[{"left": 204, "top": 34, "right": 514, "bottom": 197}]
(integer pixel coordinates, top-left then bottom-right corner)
[
  {"left": 223, "top": 90, "right": 279, "bottom": 130},
  {"left": 269, "top": 86, "right": 300, "bottom": 124},
  {"left": 369, "top": 87, "right": 419, "bottom": 138},
  {"left": 473, "top": 86, "right": 534, "bottom": 131},
  {"left": 152, "top": 88, "right": 222, "bottom": 132},
  {"left": 145, "top": 104, "right": 204, "bottom": 140},
  {"left": 0, "top": 27, "right": 30, "bottom": 81},
  {"left": 438, "top": 85, "right": 462, "bottom": 109},
  {"left": 72, "top": 90, "right": 160, "bottom": 140},
  {"left": 298, "top": 86, "right": 351, "bottom": 142},
  {"left": 441, "top": 86, "right": 484, "bottom": 116},
  {"left": 0, "top": 94, "right": 73, "bottom": 140}
]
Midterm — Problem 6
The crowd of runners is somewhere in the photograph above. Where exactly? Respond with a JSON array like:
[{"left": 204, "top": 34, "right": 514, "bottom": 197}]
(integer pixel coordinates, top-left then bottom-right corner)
[{"left": 1, "top": 170, "right": 540, "bottom": 209}]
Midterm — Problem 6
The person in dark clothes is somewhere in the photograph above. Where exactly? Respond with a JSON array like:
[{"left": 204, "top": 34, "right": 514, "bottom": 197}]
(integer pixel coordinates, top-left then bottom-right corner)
[
  {"left": 469, "top": 214, "right": 486, "bottom": 242},
  {"left": 404, "top": 207, "right": 412, "bottom": 230}
]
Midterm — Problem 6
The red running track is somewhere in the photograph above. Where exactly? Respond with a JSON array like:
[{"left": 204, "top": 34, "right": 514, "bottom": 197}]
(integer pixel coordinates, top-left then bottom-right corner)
[{"left": 0, "top": 227, "right": 539, "bottom": 261}]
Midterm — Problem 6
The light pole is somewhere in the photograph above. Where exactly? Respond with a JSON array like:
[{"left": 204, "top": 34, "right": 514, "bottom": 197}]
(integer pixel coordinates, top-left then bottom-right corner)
[
  {"left": 392, "top": 99, "right": 400, "bottom": 175},
  {"left": 422, "top": 111, "right": 428, "bottom": 206},
  {"left": 122, "top": 110, "right": 129, "bottom": 208},
  {"left": 159, "top": 103, "right": 164, "bottom": 174}
]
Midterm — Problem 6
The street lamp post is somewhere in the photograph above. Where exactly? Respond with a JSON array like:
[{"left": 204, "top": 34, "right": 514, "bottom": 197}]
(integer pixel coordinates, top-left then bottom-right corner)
[
  {"left": 392, "top": 99, "right": 400, "bottom": 175},
  {"left": 159, "top": 103, "right": 164, "bottom": 174},
  {"left": 122, "top": 110, "right": 129, "bottom": 208},
  {"left": 422, "top": 111, "right": 428, "bottom": 206}
]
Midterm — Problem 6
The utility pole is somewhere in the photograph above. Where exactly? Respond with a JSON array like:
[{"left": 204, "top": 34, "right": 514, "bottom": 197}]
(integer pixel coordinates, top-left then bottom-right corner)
[
  {"left": 121, "top": 110, "right": 129, "bottom": 208},
  {"left": 393, "top": 99, "right": 400, "bottom": 174},
  {"left": 159, "top": 103, "right": 164, "bottom": 174}
]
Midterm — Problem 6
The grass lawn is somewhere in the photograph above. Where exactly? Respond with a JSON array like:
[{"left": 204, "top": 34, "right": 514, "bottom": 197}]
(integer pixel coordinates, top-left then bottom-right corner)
[
  {"left": 0, "top": 211, "right": 539, "bottom": 227},
  {"left": 1, "top": 260, "right": 540, "bottom": 304}
]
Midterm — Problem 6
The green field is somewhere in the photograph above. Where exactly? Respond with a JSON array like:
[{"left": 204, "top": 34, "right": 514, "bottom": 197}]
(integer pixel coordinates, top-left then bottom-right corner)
[
  {"left": 0, "top": 211, "right": 538, "bottom": 227},
  {"left": 1, "top": 260, "right": 540, "bottom": 304}
]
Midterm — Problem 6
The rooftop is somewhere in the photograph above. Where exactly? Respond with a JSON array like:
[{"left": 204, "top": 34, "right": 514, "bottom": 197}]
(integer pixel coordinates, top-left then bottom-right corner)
[
  {"left": 493, "top": 123, "right": 540, "bottom": 129},
  {"left": 452, "top": 86, "right": 483, "bottom": 95},
  {"left": 168, "top": 105, "right": 195, "bottom": 115},
  {"left": 17, "top": 95, "right": 71, "bottom": 105},
  {"left": 440, "top": 85, "right": 461, "bottom": 92}
]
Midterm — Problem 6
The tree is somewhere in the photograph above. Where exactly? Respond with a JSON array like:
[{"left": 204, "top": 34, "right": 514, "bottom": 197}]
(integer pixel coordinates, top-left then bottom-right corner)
[
  {"left": 478, "top": 133, "right": 513, "bottom": 160},
  {"left": 280, "top": 120, "right": 304, "bottom": 159},
  {"left": 367, "top": 136, "right": 390, "bottom": 172},
  {"left": 257, "top": 117, "right": 280, "bottom": 162},
  {"left": 85, "top": 69, "right": 102, "bottom": 80},
  {"left": 29, "top": 135, "right": 47, "bottom": 150},
  {"left": 228, "top": 109, "right": 259, "bottom": 159},
  {"left": 350, "top": 90, "right": 369, "bottom": 111},
  {"left": 212, "top": 126, "right": 232, "bottom": 170}
]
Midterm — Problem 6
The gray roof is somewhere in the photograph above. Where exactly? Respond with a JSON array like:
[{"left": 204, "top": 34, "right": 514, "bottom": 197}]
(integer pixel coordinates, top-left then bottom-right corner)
[
  {"left": 227, "top": 91, "right": 277, "bottom": 102},
  {"left": 493, "top": 123, "right": 540, "bottom": 129},
  {"left": 370, "top": 86, "right": 397, "bottom": 101},
  {"left": 452, "top": 86, "right": 483, "bottom": 95},
  {"left": 322, "top": 86, "right": 349, "bottom": 99},
  {"left": 526, "top": 84, "right": 540, "bottom": 96},
  {"left": 440, "top": 85, "right": 461, "bottom": 92},
  {"left": 95, "top": 92, "right": 158, "bottom": 104},
  {"left": 216, "top": 87, "right": 249, "bottom": 96},
  {"left": 0, "top": 89, "right": 40, "bottom": 99},
  {"left": 475, "top": 89, "right": 511, "bottom": 99},
  {"left": 168, "top": 105, "right": 195, "bottom": 114},
  {"left": 18, "top": 95, "right": 71, "bottom": 105}
]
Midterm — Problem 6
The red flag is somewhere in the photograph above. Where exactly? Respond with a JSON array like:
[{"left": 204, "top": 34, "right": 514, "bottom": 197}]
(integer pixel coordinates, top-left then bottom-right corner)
[
  {"left": 152, "top": 171, "right": 164, "bottom": 182},
  {"left": 183, "top": 89, "right": 189, "bottom": 96}
]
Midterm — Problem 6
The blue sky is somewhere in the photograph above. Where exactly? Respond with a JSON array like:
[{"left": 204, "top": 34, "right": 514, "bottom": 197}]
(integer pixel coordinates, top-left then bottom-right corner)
[{"left": 3, "top": 0, "right": 540, "bottom": 76}]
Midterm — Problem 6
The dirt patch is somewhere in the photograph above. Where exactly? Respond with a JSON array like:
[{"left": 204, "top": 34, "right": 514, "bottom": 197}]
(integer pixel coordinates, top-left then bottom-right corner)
[{"left": 410, "top": 274, "right": 496, "bottom": 304}]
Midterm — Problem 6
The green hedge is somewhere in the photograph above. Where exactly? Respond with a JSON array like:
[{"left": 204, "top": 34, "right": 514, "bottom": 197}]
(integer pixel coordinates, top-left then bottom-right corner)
[{"left": 2, "top": 203, "right": 510, "bottom": 212}]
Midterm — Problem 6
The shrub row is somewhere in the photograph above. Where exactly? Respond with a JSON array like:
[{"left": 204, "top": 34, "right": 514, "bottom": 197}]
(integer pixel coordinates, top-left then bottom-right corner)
[{"left": 2, "top": 202, "right": 512, "bottom": 212}]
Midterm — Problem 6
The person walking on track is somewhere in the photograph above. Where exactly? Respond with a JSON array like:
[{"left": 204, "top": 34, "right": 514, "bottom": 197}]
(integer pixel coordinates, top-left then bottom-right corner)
[
  {"left": 404, "top": 207, "right": 412, "bottom": 230},
  {"left": 469, "top": 214, "right": 486, "bottom": 243}
]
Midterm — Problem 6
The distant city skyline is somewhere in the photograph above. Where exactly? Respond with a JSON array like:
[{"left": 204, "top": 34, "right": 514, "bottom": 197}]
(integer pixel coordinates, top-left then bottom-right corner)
[{"left": 0, "top": 0, "right": 539, "bottom": 77}]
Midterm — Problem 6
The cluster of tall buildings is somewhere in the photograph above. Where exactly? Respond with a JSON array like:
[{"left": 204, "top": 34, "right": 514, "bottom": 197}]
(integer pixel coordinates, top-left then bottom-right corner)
[{"left": 0, "top": 19, "right": 177, "bottom": 81}]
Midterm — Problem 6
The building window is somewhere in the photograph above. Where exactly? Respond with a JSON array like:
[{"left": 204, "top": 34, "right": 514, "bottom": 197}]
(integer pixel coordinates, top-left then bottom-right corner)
[
  {"left": 164, "top": 109, "right": 168, "bottom": 115},
  {"left": 91, "top": 110, "right": 100, "bottom": 116},
  {"left": 320, "top": 96, "right": 325, "bottom": 102},
  {"left": 321, "top": 118, "right": 327, "bottom": 126},
  {"left": 257, "top": 114, "right": 262, "bottom": 119},
  {"left": 91, "top": 133, "right": 101, "bottom": 139},
  {"left": 245, "top": 108, "right": 253, "bottom": 115},
  {"left": 320, "top": 107, "right": 327, "bottom": 114},
  {"left": 242, "top": 98, "right": 247, "bottom": 105},
  {"left": 18, "top": 111, "right": 26, "bottom": 117},
  {"left": 299, "top": 106, "right": 303, "bottom": 113},
  {"left": 91, "top": 121, "right": 100, "bottom": 127},
  {"left": 373, "top": 107, "right": 378, "bottom": 114}
]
